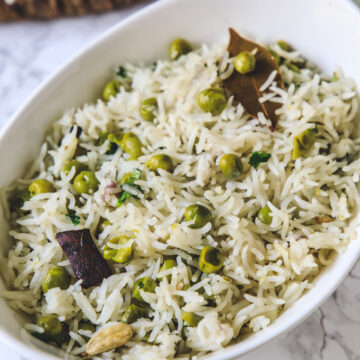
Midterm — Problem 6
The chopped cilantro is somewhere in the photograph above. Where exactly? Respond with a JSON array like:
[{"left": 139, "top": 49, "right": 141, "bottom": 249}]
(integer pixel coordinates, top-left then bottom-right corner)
[
  {"left": 249, "top": 151, "right": 271, "bottom": 169},
  {"left": 116, "top": 168, "right": 143, "bottom": 207},
  {"left": 116, "top": 192, "right": 132, "bottom": 207},
  {"left": 117, "top": 66, "right": 127, "bottom": 78},
  {"left": 66, "top": 213, "right": 80, "bottom": 225}
]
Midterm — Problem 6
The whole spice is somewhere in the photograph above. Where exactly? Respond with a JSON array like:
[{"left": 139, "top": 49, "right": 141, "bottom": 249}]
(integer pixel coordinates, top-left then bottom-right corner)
[
  {"left": 86, "top": 323, "right": 133, "bottom": 356},
  {"left": 56, "top": 229, "right": 112, "bottom": 289},
  {"left": 222, "top": 28, "right": 284, "bottom": 130}
]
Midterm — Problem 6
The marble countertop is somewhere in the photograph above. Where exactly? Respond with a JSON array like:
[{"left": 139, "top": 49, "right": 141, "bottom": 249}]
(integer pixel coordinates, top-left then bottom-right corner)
[{"left": 1, "top": 2, "right": 360, "bottom": 360}]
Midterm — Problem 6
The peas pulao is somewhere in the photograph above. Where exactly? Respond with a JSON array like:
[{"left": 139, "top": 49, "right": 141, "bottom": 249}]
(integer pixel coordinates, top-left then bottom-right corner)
[{"left": 2, "top": 30, "right": 360, "bottom": 359}]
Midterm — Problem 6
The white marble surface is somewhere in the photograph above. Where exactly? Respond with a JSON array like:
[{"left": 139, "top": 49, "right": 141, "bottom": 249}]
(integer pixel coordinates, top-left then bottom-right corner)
[{"left": 1, "top": 2, "right": 360, "bottom": 360}]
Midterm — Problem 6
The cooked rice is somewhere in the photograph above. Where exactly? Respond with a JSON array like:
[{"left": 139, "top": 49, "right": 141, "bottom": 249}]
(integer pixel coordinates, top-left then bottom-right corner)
[{"left": 1, "top": 39, "right": 360, "bottom": 359}]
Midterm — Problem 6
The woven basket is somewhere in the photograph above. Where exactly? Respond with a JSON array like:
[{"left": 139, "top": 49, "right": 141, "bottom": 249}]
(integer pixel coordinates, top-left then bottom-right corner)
[{"left": 0, "top": 0, "right": 150, "bottom": 22}]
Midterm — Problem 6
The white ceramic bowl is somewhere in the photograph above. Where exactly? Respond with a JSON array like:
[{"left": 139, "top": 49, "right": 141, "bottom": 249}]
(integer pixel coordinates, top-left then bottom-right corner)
[{"left": 1, "top": 0, "right": 360, "bottom": 359}]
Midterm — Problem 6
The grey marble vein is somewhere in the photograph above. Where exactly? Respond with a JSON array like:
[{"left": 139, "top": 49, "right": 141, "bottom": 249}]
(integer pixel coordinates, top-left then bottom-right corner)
[{"left": 1, "top": 2, "right": 360, "bottom": 360}]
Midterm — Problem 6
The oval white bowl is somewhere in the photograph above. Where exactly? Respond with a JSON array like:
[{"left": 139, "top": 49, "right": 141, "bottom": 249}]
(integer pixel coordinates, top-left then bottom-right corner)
[{"left": 1, "top": 0, "right": 360, "bottom": 359}]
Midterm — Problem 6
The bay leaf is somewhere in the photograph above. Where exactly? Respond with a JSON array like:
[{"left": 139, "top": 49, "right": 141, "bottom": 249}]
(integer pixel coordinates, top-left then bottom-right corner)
[{"left": 223, "top": 28, "right": 284, "bottom": 130}]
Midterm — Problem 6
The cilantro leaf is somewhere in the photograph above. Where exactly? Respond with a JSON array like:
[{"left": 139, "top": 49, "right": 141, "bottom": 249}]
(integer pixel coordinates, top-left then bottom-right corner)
[
  {"left": 116, "top": 169, "right": 143, "bottom": 207},
  {"left": 117, "top": 66, "right": 127, "bottom": 78},
  {"left": 249, "top": 151, "right": 271, "bottom": 169},
  {"left": 66, "top": 213, "right": 80, "bottom": 225},
  {"left": 116, "top": 191, "right": 132, "bottom": 207}
]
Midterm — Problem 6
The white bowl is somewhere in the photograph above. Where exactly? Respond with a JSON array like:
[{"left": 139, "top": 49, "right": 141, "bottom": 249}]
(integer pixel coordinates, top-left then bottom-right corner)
[{"left": 1, "top": 0, "right": 360, "bottom": 359}]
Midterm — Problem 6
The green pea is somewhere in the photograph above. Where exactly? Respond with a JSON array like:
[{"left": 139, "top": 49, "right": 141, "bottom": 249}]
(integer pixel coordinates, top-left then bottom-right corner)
[
  {"left": 293, "top": 139, "right": 302, "bottom": 160},
  {"left": 169, "top": 38, "right": 192, "bottom": 60},
  {"left": 197, "top": 88, "right": 227, "bottom": 116},
  {"left": 78, "top": 321, "right": 96, "bottom": 333},
  {"left": 293, "top": 127, "right": 318, "bottom": 160},
  {"left": 184, "top": 204, "right": 211, "bottom": 229},
  {"left": 62, "top": 160, "right": 87, "bottom": 177},
  {"left": 257, "top": 205, "right": 273, "bottom": 225},
  {"left": 42, "top": 266, "right": 71, "bottom": 293},
  {"left": 234, "top": 51, "right": 256, "bottom": 74},
  {"left": 120, "top": 132, "right": 143, "bottom": 160},
  {"left": 36, "top": 316, "right": 67, "bottom": 345},
  {"left": 298, "top": 128, "right": 318, "bottom": 148},
  {"left": 37, "top": 316, "right": 63, "bottom": 337},
  {"left": 157, "top": 259, "right": 177, "bottom": 282},
  {"left": 97, "top": 132, "right": 121, "bottom": 155},
  {"left": 199, "top": 246, "right": 224, "bottom": 273},
  {"left": 73, "top": 171, "right": 99, "bottom": 194},
  {"left": 182, "top": 312, "right": 203, "bottom": 327},
  {"left": 146, "top": 154, "right": 173, "bottom": 173},
  {"left": 277, "top": 40, "right": 293, "bottom": 52},
  {"left": 103, "top": 235, "right": 132, "bottom": 263},
  {"left": 219, "top": 154, "right": 243, "bottom": 179},
  {"left": 269, "top": 50, "right": 281, "bottom": 65},
  {"left": 140, "top": 97, "right": 158, "bottom": 122},
  {"left": 28, "top": 179, "right": 55, "bottom": 197},
  {"left": 121, "top": 304, "right": 147, "bottom": 324},
  {"left": 133, "top": 277, "right": 157, "bottom": 302},
  {"left": 102, "top": 80, "right": 121, "bottom": 102}
]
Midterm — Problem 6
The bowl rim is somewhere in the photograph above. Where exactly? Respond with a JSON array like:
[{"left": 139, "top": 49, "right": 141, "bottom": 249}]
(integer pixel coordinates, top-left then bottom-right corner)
[{"left": 1, "top": 0, "right": 360, "bottom": 359}]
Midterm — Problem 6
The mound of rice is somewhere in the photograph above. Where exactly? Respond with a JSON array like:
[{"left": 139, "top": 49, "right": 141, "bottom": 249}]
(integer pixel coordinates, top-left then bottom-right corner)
[{"left": 1, "top": 39, "right": 360, "bottom": 359}]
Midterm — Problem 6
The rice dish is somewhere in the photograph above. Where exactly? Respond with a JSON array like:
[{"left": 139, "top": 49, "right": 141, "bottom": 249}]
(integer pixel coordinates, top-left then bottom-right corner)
[{"left": 1, "top": 32, "right": 360, "bottom": 359}]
